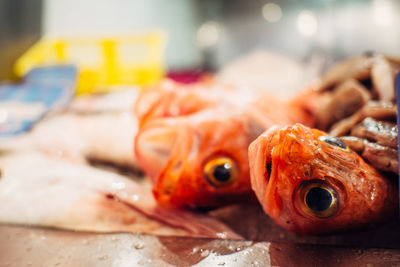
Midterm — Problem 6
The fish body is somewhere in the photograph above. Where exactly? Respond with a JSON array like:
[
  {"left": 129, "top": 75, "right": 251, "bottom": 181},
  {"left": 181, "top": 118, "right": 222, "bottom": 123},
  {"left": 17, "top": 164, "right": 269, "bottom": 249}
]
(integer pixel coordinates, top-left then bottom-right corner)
[
  {"left": 0, "top": 112, "right": 138, "bottom": 169},
  {"left": 0, "top": 151, "right": 242, "bottom": 239},
  {"left": 248, "top": 123, "right": 398, "bottom": 234},
  {"left": 0, "top": 88, "right": 141, "bottom": 169},
  {"left": 135, "top": 80, "right": 315, "bottom": 209}
]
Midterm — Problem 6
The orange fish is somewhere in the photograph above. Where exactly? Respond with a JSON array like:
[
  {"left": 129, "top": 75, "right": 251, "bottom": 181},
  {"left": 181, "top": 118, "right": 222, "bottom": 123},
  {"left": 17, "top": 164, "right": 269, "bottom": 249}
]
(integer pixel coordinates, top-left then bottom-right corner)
[
  {"left": 135, "top": 80, "right": 316, "bottom": 209},
  {"left": 248, "top": 123, "right": 398, "bottom": 235}
]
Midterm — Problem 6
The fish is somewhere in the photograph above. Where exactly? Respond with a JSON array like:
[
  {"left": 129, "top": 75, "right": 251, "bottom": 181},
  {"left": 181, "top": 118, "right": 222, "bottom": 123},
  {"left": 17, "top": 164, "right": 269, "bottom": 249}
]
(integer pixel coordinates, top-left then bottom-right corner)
[
  {"left": 0, "top": 111, "right": 139, "bottom": 169},
  {"left": 0, "top": 150, "right": 242, "bottom": 240},
  {"left": 248, "top": 123, "right": 398, "bottom": 235},
  {"left": 69, "top": 87, "right": 140, "bottom": 113},
  {"left": 0, "top": 88, "right": 142, "bottom": 169},
  {"left": 135, "top": 80, "right": 316, "bottom": 209},
  {"left": 343, "top": 117, "right": 398, "bottom": 174}
]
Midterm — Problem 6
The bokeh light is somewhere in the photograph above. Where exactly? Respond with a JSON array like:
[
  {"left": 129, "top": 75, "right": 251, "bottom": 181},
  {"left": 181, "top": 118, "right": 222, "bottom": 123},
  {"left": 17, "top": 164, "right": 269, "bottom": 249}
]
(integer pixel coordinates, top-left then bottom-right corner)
[
  {"left": 197, "top": 21, "right": 220, "bottom": 48},
  {"left": 297, "top": 10, "right": 318, "bottom": 37},
  {"left": 262, "top": 3, "right": 282, "bottom": 23}
]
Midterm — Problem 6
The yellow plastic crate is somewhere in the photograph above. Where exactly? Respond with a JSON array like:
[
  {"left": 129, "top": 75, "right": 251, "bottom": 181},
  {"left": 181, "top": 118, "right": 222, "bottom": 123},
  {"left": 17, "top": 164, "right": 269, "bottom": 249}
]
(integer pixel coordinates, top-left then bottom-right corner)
[{"left": 14, "top": 33, "right": 166, "bottom": 94}]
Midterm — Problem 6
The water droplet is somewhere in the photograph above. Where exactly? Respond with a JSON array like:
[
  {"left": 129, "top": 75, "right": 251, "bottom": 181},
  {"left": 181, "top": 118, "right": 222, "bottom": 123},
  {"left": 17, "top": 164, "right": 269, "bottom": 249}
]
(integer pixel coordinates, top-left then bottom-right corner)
[
  {"left": 192, "top": 247, "right": 198, "bottom": 254},
  {"left": 133, "top": 242, "right": 145, "bottom": 250},
  {"left": 236, "top": 247, "right": 241, "bottom": 252},
  {"left": 200, "top": 249, "right": 210, "bottom": 257},
  {"left": 131, "top": 194, "right": 140, "bottom": 201},
  {"left": 216, "top": 232, "right": 227, "bottom": 239},
  {"left": 111, "top": 181, "right": 126, "bottom": 190},
  {"left": 228, "top": 245, "right": 236, "bottom": 251},
  {"left": 98, "top": 254, "right": 109, "bottom": 260}
]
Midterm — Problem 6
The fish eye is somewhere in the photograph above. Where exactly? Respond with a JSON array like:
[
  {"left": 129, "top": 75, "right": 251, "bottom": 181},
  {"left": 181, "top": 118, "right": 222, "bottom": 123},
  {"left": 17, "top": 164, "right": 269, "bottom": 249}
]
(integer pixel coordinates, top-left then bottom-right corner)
[
  {"left": 203, "top": 157, "right": 238, "bottom": 187},
  {"left": 295, "top": 180, "right": 339, "bottom": 219},
  {"left": 318, "top": 136, "right": 349, "bottom": 151}
]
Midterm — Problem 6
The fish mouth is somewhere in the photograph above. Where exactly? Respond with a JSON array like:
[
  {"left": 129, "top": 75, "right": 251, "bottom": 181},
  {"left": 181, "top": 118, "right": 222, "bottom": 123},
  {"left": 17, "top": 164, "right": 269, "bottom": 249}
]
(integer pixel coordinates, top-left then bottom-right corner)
[
  {"left": 262, "top": 128, "right": 279, "bottom": 186},
  {"left": 265, "top": 160, "right": 272, "bottom": 184},
  {"left": 248, "top": 126, "right": 280, "bottom": 203}
]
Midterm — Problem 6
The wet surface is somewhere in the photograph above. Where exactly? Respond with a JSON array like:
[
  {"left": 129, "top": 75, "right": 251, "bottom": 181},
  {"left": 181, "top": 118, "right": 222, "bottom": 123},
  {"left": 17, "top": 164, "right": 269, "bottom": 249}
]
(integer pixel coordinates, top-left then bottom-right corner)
[
  {"left": 1, "top": 224, "right": 400, "bottom": 267},
  {"left": 211, "top": 204, "right": 400, "bottom": 249}
]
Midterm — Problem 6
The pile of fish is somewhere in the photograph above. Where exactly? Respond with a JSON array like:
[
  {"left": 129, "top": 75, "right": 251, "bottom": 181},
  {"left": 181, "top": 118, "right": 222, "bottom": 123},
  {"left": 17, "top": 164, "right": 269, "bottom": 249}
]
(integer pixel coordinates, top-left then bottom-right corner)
[
  {"left": 314, "top": 53, "right": 399, "bottom": 174},
  {"left": 0, "top": 52, "right": 398, "bottom": 240}
]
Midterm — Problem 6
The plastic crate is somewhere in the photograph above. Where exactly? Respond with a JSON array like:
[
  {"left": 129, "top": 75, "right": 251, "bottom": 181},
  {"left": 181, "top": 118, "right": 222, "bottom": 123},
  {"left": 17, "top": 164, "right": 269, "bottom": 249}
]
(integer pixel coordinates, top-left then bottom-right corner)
[
  {"left": 0, "top": 65, "right": 77, "bottom": 136},
  {"left": 14, "top": 33, "right": 166, "bottom": 94}
]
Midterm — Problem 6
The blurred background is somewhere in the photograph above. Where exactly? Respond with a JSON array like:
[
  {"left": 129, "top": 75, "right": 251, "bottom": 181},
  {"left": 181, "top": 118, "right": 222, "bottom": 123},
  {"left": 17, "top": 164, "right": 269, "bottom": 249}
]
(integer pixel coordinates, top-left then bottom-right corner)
[{"left": 0, "top": 0, "right": 399, "bottom": 80}]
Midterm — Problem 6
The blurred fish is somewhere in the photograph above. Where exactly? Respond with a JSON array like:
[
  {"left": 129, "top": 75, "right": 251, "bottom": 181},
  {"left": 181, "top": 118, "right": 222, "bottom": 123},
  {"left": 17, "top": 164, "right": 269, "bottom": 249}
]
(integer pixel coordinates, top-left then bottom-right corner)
[
  {"left": 0, "top": 112, "right": 138, "bottom": 169},
  {"left": 0, "top": 151, "right": 242, "bottom": 239},
  {"left": 69, "top": 87, "right": 139, "bottom": 113},
  {"left": 248, "top": 123, "right": 398, "bottom": 235},
  {"left": 0, "top": 88, "right": 141, "bottom": 169},
  {"left": 135, "top": 80, "right": 316, "bottom": 209}
]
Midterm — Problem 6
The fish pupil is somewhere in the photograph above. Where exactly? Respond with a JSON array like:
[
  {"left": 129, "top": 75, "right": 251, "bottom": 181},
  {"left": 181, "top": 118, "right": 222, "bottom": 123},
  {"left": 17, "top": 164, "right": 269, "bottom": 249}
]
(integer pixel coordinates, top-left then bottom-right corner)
[
  {"left": 213, "top": 164, "right": 231, "bottom": 182},
  {"left": 305, "top": 187, "right": 332, "bottom": 212},
  {"left": 319, "top": 136, "right": 347, "bottom": 149}
]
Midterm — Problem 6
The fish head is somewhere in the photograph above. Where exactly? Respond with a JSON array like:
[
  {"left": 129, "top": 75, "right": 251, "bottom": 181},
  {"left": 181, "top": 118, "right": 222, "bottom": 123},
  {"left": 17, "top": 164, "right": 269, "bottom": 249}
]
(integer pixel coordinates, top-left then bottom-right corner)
[
  {"left": 135, "top": 109, "right": 254, "bottom": 209},
  {"left": 248, "top": 123, "right": 397, "bottom": 234}
]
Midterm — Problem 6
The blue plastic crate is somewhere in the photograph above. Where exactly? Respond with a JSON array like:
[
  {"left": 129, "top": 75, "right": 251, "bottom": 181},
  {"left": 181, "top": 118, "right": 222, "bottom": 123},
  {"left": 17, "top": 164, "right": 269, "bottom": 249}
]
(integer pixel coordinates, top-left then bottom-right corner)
[{"left": 0, "top": 65, "right": 77, "bottom": 136}]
